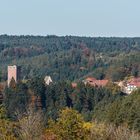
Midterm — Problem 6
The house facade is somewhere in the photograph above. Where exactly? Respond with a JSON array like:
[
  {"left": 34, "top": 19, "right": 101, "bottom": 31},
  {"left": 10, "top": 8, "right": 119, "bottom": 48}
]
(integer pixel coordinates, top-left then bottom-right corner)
[
  {"left": 117, "top": 77, "right": 140, "bottom": 94},
  {"left": 124, "top": 83, "right": 137, "bottom": 94},
  {"left": 44, "top": 76, "right": 53, "bottom": 86}
]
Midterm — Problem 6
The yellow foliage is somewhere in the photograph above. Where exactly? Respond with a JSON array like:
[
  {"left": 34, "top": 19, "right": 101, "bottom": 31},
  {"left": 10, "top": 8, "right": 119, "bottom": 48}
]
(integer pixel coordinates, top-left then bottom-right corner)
[
  {"left": 91, "top": 122, "right": 106, "bottom": 137},
  {"left": 0, "top": 119, "right": 17, "bottom": 140},
  {"left": 46, "top": 108, "right": 90, "bottom": 140},
  {"left": 83, "top": 122, "right": 92, "bottom": 130}
]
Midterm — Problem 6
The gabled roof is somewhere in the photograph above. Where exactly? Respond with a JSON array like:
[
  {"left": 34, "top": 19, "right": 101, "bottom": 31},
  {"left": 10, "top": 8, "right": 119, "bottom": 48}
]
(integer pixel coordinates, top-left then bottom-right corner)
[
  {"left": 44, "top": 76, "right": 52, "bottom": 81},
  {"left": 128, "top": 77, "right": 140, "bottom": 87},
  {"left": 71, "top": 83, "right": 77, "bottom": 88},
  {"left": 44, "top": 76, "right": 53, "bottom": 85},
  {"left": 85, "top": 77, "right": 109, "bottom": 87},
  {"left": 89, "top": 80, "right": 109, "bottom": 87}
]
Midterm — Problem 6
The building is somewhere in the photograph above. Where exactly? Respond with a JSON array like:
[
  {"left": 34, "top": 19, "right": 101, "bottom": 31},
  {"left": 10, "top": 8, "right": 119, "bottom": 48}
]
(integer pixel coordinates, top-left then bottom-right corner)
[
  {"left": 7, "top": 65, "right": 20, "bottom": 86},
  {"left": 125, "top": 77, "right": 140, "bottom": 94},
  {"left": 83, "top": 77, "right": 109, "bottom": 87},
  {"left": 117, "top": 77, "right": 140, "bottom": 94},
  {"left": 128, "top": 77, "right": 140, "bottom": 87},
  {"left": 44, "top": 76, "right": 53, "bottom": 86},
  {"left": 124, "top": 83, "right": 137, "bottom": 94},
  {"left": 71, "top": 82, "right": 77, "bottom": 88}
]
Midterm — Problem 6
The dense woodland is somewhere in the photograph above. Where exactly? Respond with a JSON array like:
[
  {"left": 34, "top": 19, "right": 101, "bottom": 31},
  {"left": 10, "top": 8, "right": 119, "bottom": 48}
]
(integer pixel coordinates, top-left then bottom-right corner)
[
  {"left": 0, "top": 35, "right": 140, "bottom": 139},
  {"left": 0, "top": 80, "right": 140, "bottom": 139},
  {"left": 0, "top": 35, "right": 140, "bottom": 81}
]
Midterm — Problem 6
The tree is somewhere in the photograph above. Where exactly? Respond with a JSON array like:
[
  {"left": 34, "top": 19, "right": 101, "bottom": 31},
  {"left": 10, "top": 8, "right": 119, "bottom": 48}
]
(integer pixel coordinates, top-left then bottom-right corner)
[
  {"left": 17, "top": 108, "right": 45, "bottom": 140},
  {"left": 0, "top": 106, "right": 17, "bottom": 140},
  {"left": 0, "top": 119, "right": 17, "bottom": 140},
  {"left": 47, "top": 108, "right": 90, "bottom": 140},
  {"left": 28, "top": 77, "right": 46, "bottom": 109},
  {"left": 94, "top": 89, "right": 140, "bottom": 132},
  {"left": 4, "top": 82, "right": 29, "bottom": 119},
  {"left": 9, "top": 77, "right": 16, "bottom": 89},
  {"left": 0, "top": 70, "right": 2, "bottom": 82},
  {"left": 0, "top": 105, "right": 6, "bottom": 119}
]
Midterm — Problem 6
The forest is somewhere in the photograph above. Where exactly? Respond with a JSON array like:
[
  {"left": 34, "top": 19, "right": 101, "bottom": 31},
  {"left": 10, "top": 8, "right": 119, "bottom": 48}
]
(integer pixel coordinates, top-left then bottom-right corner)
[
  {"left": 0, "top": 79, "right": 140, "bottom": 139},
  {"left": 0, "top": 35, "right": 140, "bottom": 81},
  {"left": 0, "top": 35, "right": 140, "bottom": 139}
]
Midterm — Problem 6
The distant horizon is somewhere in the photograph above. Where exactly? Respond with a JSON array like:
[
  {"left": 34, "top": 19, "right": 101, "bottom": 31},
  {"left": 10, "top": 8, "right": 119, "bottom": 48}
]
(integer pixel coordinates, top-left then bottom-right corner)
[{"left": 0, "top": 34, "right": 140, "bottom": 38}]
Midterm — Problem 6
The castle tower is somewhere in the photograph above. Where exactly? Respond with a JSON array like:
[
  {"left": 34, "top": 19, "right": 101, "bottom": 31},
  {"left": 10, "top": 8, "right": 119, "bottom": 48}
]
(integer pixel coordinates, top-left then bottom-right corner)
[{"left": 7, "top": 65, "right": 20, "bottom": 86}]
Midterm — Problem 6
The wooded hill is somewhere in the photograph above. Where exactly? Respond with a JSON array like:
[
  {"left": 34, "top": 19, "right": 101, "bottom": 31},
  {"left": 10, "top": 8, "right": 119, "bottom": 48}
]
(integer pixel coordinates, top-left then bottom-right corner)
[
  {"left": 0, "top": 35, "right": 140, "bottom": 139},
  {"left": 0, "top": 35, "right": 140, "bottom": 82}
]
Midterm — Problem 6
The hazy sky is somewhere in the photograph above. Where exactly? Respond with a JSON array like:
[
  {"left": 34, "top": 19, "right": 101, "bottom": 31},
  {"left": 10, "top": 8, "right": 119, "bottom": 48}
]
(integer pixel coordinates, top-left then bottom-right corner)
[{"left": 0, "top": 0, "right": 140, "bottom": 37}]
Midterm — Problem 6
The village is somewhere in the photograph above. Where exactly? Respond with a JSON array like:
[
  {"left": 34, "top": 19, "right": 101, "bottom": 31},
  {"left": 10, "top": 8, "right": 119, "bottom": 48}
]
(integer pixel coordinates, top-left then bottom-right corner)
[
  {"left": 82, "top": 76, "right": 140, "bottom": 94},
  {"left": 1, "top": 0, "right": 140, "bottom": 138}
]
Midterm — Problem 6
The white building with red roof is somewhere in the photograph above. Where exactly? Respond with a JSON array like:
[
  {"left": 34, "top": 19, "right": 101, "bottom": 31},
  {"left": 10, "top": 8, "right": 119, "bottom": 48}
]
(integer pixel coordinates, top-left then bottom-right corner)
[{"left": 124, "top": 77, "right": 140, "bottom": 94}]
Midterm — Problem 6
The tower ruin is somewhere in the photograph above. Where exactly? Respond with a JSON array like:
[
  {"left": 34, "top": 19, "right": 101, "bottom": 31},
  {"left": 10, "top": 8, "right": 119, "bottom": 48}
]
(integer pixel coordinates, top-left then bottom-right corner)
[{"left": 7, "top": 65, "right": 20, "bottom": 86}]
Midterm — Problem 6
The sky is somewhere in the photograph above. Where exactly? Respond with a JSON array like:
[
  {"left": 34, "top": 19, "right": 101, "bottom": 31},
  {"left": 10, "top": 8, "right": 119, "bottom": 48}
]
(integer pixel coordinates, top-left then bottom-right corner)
[{"left": 0, "top": 0, "right": 140, "bottom": 37}]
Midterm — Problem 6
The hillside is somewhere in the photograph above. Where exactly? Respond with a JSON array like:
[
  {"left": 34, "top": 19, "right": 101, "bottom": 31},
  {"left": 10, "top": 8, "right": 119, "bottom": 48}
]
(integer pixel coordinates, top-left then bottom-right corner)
[
  {"left": 0, "top": 35, "right": 140, "bottom": 139},
  {"left": 0, "top": 35, "right": 140, "bottom": 82}
]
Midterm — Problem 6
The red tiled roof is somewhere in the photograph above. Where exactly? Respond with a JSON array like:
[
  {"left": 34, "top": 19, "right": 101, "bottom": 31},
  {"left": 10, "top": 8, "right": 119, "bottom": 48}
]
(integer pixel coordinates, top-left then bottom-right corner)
[
  {"left": 128, "top": 77, "right": 140, "bottom": 87},
  {"left": 129, "top": 82, "right": 140, "bottom": 87},
  {"left": 130, "top": 77, "right": 140, "bottom": 82},
  {"left": 89, "top": 80, "right": 108, "bottom": 87},
  {"left": 72, "top": 83, "right": 77, "bottom": 88},
  {"left": 85, "top": 77, "right": 109, "bottom": 87}
]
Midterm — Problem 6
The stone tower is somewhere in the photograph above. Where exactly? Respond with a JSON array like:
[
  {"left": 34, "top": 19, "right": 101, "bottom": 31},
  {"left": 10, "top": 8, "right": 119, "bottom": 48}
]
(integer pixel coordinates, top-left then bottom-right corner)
[{"left": 7, "top": 65, "right": 20, "bottom": 86}]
